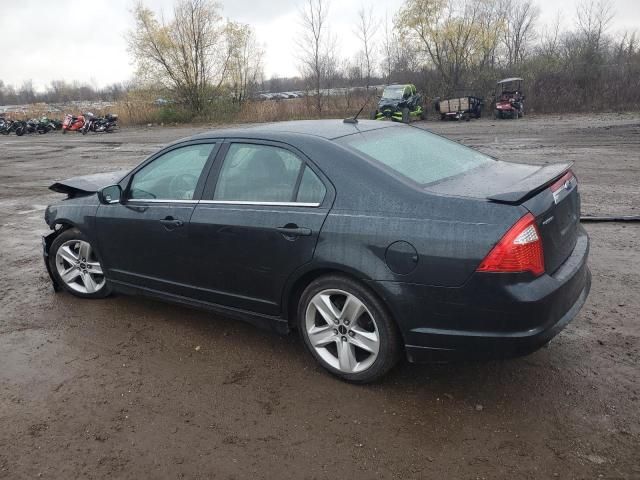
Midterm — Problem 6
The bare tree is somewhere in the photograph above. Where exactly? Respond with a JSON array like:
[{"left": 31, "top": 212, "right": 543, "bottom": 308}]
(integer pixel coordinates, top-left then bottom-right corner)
[
  {"left": 355, "top": 5, "right": 379, "bottom": 89},
  {"left": 538, "top": 10, "right": 562, "bottom": 58},
  {"left": 227, "top": 22, "right": 264, "bottom": 104},
  {"left": 298, "top": 0, "right": 329, "bottom": 113},
  {"left": 575, "top": 0, "right": 614, "bottom": 51},
  {"left": 128, "top": 0, "right": 231, "bottom": 113},
  {"left": 501, "top": 0, "right": 540, "bottom": 66},
  {"left": 397, "top": 0, "right": 506, "bottom": 94}
]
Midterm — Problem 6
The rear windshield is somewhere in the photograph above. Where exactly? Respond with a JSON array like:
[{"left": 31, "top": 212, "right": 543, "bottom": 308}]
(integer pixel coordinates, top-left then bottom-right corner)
[{"left": 336, "top": 127, "right": 493, "bottom": 185}]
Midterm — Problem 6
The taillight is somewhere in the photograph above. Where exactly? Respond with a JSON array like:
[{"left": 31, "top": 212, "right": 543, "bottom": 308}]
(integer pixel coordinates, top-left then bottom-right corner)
[{"left": 477, "top": 213, "right": 544, "bottom": 276}]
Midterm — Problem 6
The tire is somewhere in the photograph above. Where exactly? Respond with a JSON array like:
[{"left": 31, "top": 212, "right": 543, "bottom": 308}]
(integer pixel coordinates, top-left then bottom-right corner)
[
  {"left": 297, "top": 274, "right": 401, "bottom": 383},
  {"left": 49, "top": 228, "right": 111, "bottom": 299},
  {"left": 15, "top": 125, "right": 25, "bottom": 136},
  {"left": 62, "top": 128, "right": 67, "bottom": 134},
  {"left": 494, "top": 110, "right": 499, "bottom": 120},
  {"left": 401, "top": 107, "right": 410, "bottom": 124}
]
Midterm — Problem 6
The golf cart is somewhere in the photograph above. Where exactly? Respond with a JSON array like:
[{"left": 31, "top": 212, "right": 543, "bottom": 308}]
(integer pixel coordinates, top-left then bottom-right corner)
[
  {"left": 372, "top": 84, "right": 425, "bottom": 123},
  {"left": 494, "top": 77, "right": 525, "bottom": 119}
]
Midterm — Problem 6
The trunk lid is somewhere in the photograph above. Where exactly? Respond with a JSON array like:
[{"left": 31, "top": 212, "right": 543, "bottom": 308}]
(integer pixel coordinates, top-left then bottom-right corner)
[{"left": 425, "top": 160, "right": 580, "bottom": 274}]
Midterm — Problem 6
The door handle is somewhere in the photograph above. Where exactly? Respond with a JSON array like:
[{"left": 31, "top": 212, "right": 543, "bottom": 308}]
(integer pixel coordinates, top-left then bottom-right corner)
[
  {"left": 160, "top": 217, "right": 184, "bottom": 229},
  {"left": 276, "top": 225, "right": 312, "bottom": 237}
]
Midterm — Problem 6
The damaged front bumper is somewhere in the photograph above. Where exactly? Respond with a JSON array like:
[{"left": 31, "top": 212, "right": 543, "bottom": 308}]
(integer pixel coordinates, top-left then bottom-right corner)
[{"left": 42, "top": 231, "right": 60, "bottom": 291}]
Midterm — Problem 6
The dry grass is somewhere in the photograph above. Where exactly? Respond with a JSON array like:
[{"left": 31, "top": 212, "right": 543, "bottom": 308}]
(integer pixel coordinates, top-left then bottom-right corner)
[{"left": 4, "top": 94, "right": 381, "bottom": 127}]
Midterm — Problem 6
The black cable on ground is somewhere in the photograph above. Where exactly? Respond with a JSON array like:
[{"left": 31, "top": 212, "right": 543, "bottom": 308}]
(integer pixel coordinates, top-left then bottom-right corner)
[{"left": 581, "top": 215, "right": 640, "bottom": 223}]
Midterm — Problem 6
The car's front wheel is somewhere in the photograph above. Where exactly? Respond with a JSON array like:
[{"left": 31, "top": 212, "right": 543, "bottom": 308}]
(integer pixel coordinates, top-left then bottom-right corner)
[
  {"left": 298, "top": 275, "right": 401, "bottom": 383},
  {"left": 49, "top": 228, "right": 110, "bottom": 299}
]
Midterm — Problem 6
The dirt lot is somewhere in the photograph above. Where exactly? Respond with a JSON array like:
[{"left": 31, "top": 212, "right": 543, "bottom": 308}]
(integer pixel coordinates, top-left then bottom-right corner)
[{"left": 1, "top": 113, "right": 639, "bottom": 479}]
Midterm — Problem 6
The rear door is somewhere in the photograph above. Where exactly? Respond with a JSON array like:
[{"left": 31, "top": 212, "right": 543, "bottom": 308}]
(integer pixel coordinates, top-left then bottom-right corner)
[
  {"left": 188, "top": 140, "right": 333, "bottom": 315},
  {"left": 95, "top": 141, "right": 218, "bottom": 294}
]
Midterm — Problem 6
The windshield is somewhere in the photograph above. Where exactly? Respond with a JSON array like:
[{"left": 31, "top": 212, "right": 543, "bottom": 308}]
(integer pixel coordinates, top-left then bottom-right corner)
[
  {"left": 337, "top": 127, "right": 493, "bottom": 185},
  {"left": 381, "top": 86, "right": 405, "bottom": 100}
]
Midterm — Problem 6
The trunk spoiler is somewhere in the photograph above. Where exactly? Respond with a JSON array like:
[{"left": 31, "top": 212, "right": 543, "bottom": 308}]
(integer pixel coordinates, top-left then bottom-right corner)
[{"left": 487, "top": 162, "right": 573, "bottom": 204}]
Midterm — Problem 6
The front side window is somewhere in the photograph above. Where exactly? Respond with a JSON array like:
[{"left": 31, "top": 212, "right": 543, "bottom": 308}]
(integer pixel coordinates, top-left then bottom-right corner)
[
  {"left": 214, "top": 144, "right": 307, "bottom": 203},
  {"left": 337, "top": 128, "right": 493, "bottom": 185},
  {"left": 129, "top": 144, "right": 214, "bottom": 200}
]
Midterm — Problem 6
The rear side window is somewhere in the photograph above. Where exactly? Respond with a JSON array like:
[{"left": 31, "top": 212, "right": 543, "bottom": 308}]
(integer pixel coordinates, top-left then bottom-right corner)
[
  {"left": 214, "top": 144, "right": 302, "bottom": 202},
  {"left": 296, "top": 166, "right": 326, "bottom": 204},
  {"left": 337, "top": 128, "right": 493, "bottom": 185}
]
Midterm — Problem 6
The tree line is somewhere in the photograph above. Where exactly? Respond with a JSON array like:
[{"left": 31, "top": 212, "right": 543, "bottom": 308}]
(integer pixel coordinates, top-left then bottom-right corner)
[
  {"left": 0, "top": 79, "right": 128, "bottom": 106},
  {"left": 2, "top": 0, "right": 638, "bottom": 116}
]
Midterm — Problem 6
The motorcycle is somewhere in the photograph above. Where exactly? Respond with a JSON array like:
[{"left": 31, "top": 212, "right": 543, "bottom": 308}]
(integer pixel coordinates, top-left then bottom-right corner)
[
  {"left": 38, "top": 116, "right": 61, "bottom": 133},
  {"left": 0, "top": 119, "right": 26, "bottom": 136},
  {"left": 62, "top": 113, "right": 86, "bottom": 134},
  {"left": 24, "top": 118, "right": 52, "bottom": 135},
  {"left": 80, "top": 112, "right": 118, "bottom": 134},
  {"left": 91, "top": 113, "right": 118, "bottom": 133},
  {"left": 0, "top": 117, "right": 13, "bottom": 135}
]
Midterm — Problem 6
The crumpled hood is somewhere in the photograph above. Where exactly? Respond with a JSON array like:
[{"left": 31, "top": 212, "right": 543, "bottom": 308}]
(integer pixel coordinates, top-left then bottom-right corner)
[{"left": 49, "top": 170, "right": 128, "bottom": 196}]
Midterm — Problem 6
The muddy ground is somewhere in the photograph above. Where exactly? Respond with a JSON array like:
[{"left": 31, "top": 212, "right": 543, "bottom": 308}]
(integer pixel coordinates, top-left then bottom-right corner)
[{"left": 1, "top": 113, "right": 639, "bottom": 479}]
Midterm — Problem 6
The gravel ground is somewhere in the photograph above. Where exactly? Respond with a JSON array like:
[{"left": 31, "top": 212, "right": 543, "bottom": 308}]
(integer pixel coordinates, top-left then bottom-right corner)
[{"left": 0, "top": 113, "right": 639, "bottom": 479}]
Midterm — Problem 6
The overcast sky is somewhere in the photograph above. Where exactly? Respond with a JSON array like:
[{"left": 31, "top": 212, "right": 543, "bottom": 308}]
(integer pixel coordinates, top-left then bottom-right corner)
[{"left": 0, "top": 0, "right": 638, "bottom": 91}]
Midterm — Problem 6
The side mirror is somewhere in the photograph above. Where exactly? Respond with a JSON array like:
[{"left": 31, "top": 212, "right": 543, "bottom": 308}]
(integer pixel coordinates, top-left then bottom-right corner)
[{"left": 98, "top": 184, "right": 122, "bottom": 204}]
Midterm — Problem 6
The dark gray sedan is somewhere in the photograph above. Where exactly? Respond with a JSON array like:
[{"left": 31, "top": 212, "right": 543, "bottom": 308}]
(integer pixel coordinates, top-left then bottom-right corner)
[{"left": 43, "top": 120, "right": 591, "bottom": 382}]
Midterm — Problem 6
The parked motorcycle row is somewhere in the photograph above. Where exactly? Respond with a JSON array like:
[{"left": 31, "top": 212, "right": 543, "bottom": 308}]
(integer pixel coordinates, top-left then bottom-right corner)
[{"left": 0, "top": 112, "right": 118, "bottom": 136}]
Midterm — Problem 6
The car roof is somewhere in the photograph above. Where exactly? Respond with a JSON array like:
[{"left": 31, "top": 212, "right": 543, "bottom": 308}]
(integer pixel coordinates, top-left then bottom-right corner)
[{"left": 190, "top": 119, "right": 400, "bottom": 141}]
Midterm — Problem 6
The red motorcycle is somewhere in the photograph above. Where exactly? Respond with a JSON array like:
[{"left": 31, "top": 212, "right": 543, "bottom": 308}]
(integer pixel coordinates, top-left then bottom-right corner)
[{"left": 62, "top": 114, "right": 86, "bottom": 134}]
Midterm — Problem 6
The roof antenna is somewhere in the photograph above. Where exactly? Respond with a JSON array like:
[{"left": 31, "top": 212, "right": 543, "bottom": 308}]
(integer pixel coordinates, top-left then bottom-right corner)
[{"left": 343, "top": 87, "right": 378, "bottom": 124}]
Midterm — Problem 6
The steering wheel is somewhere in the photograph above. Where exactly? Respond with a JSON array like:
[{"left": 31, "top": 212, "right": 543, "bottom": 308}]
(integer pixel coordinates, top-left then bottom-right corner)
[{"left": 169, "top": 173, "right": 198, "bottom": 200}]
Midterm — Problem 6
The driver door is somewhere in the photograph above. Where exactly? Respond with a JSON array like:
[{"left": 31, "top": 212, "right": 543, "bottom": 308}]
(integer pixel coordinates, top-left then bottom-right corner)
[{"left": 95, "top": 141, "right": 218, "bottom": 296}]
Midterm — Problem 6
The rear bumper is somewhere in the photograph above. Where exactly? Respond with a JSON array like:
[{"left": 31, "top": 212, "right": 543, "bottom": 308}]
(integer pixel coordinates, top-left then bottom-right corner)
[{"left": 374, "top": 226, "right": 591, "bottom": 362}]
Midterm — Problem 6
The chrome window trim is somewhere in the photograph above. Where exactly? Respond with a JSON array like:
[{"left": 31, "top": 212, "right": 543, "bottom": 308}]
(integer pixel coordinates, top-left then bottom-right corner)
[
  {"left": 127, "top": 199, "right": 199, "bottom": 204},
  {"left": 198, "top": 200, "right": 321, "bottom": 207}
]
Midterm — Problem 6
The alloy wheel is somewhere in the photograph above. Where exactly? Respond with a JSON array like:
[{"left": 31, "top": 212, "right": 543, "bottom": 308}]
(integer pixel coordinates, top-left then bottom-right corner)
[
  {"left": 305, "top": 289, "right": 380, "bottom": 374},
  {"left": 55, "top": 239, "right": 106, "bottom": 294}
]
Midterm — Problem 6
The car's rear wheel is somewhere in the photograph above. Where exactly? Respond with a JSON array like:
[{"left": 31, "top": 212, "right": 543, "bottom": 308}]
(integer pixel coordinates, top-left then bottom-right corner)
[
  {"left": 298, "top": 275, "right": 401, "bottom": 383},
  {"left": 49, "top": 228, "right": 110, "bottom": 299}
]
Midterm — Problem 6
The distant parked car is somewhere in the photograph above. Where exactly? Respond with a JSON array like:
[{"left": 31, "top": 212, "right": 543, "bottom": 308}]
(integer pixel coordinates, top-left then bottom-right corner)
[{"left": 43, "top": 120, "right": 590, "bottom": 383}]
